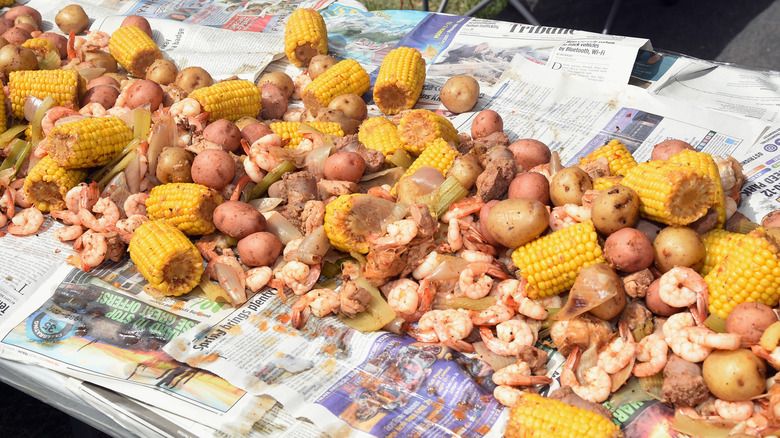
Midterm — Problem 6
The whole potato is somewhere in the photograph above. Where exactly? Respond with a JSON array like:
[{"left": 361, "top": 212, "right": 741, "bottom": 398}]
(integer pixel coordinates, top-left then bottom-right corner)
[
  {"left": 38, "top": 32, "right": 67, "bottom": 59},
  {"left": 191, "top": 149, "right": 236, "bottom": 190},
  {"left": 591, "top": 185, "right": 640, "bottom": 235},
  {"left": 83, "top": 50, "right": 118, "bottom": 73},
  {"left": 14, "top": 22, "right": 35, "bottom": 34},
  {"left": 725, "top": 302, "right": 778, "bottom": 344},
  {"left": 146, "top": 58, "right": 178, "bottom": 85},
  {"left": 550, "top": 167, "right": 592, "bottom": 206},
  {"left": 0, "top": 44, "right": 37, "bottom": 76},
  {"left": 213, "top": 200, "right": 266, "bottom": 240},
  {"left": 241, "top": 122, "right": 272, "bottom": 145},
  {"left": 479, "top": 199, "right": 502, "bottom": 247},
  {"left": 703, "top": 349, "right": 766, "bottom": 401},
  {"left": 312, "top": 107, "right": 361, "bottom": 136},
  {"left": 653, "top": 226, "right": 705, "bottom": 273},
  {"left": 604, "top": 227, "right": 654, "bottom": 272},
  {"left": 471, "top": 109, "right": 503, "bottom": 139},
  {"left": 55, "top": 5, "right": 90, "bottom": 35},
  {"left": 257, "top": 71, "right": 294, "bottom": 99},
  {"left": 645, "top": 279, "right": 681, "bottom": 316},
  {"left": 121, "top": 15, "right": 153, "bottom": 38},
  {"left": 86, "top": 75, "right": 120, "bottom": 90},
  {"left": 650, "top": 139, "right": 694, "bottom": 161},
  {"left": 3, "top": 27, "right": 30, "bottom": 45},
  {"left": 175, "top": 66, "right": 213, "bottom": 93},
  {"left": 0, "top": 19, "right": 10, "bottom": 36},
  {"left": 308, "top": 54, "right": 337, "bottom": 80},
  {"left": 486, "top": 198, "right": 549, "bottom": 248},
  {"left": 508, "top": 172, "right": 550, "bottom": 205},
  {"left": 203, "top": 119, "right": 242, "bottom": 153},
  {"left": 440, "top": 75, "right": 479, "bottom": 114},
  {"left": 237, "top": 232, "right": 283, "bottom": 267},
  {"left": 81, "top": 85, "right": 119, "bottom": 109},
  {"left": 156, "top": 147, "right": 194, "bottom": 183},
  {"left": 235, "top": 116, "right": 261, "bottom": 130},
  {"left": 446, "top": 154, "right": 483, "bottom": 190},
  {"left": 508, "top": 139, "right": 551, "bottom": 171},
  {"left": 328, "top": 93, "right": 367, "bottom": 121},
  {"left": 124, "top": 79, "right": 164, "bottom": 110},
  {"left": 324, "top": 151, "right": 366, "bottom": 183},
  {"left": 5, "top": 6, "right": 42, "bottom": 28},
  {"left": 259, "top": 83, "right": 288, "bottom": 120},
  {"left": 761, "top": 210, "right": 780, "bottom": 228}
]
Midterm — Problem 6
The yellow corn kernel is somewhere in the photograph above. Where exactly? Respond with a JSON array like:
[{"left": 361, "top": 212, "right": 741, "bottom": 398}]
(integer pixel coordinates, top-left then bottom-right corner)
[
  {"left": 9, "top": 69, "right": 80, "bottom": 119},
  {"left": 109, "top": 25, "right": 162, "bottom": 78},
  {"left": 700, "top": 229, "right": 745, "bottom": 276},
  {"left": 269, "top": 121, "right": 344, "bottom": 148},
  {"left": 22, "top": 38, "right": 58, "bottom": 60},
  {"left": 284, "top": 8, "right": 328, "bottom": 67},
  {"left": 23, "top": 156, "right": 87, "bottom": 212},
  {"left": 669, "top": 149, "right": 726, "bottom": 228},
  {"left": 146, "top": 183, "right": 223, "bottom": 235},
  {"left": 580, "top": 139, "right": 637, "bottom": 176},
  {"left": 302, "top": 59, "right": 370, "bottom": 109},
  {"left": 189, "top": 79, "right": 262, "bottom": 122},
  {"left": 358, "top": 117, "right": 404, "bottom": 157},
  {"left": 398, "top": 138, "right": 459, "bottom": 182},
  {"left": 373, "top": 46, "right": 426, "bottom": 115},
  {"left": 398, "top": 109, "right": 459, "bottom": 155},
  {"left": 46, "top": 116, "right": 133, "bottom": 169},
  {"left": 593, "top": 176, "right": 623, "bottom": 191},
  {"left": 506, "top": 392, "right": 623, "bottom": 438}
]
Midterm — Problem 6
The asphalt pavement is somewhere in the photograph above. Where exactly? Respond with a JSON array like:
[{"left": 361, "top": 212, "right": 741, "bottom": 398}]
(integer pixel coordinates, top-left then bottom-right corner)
[{"left": 496, "top": 0, "right": 780, "bottom": 71}]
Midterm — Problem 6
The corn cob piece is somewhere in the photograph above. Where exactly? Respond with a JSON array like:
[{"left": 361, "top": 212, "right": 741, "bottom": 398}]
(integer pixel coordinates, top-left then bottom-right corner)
[
  {"left": 9, "top": 69, "right": 80, "bottom": 119},
  {"left": 357, "top": 117, "right": 404, "bottom": 157},
  {"left": 705, "top": 227, "right": 780, "bottom": 318},
  {"left": 129, "top": 220, "right": 204, "bottom": 297},
  {"left": 512, "top": 220, "right": 605, "bottom": 299},
  {"left": 23, "top": 156, "right": 87, "bottom": 212},
  {"left": 22, "top": 38, "right": 59, "bottom": 59},
  {"left": 0, "top": 0, "right": 14, "bottom": 6},
  {"left": 45, "top": 116, "right": 133, "bottom": 169},
  {"left": 284, "top": 8, "right": 328, "bottom": 67},
  {"left": 592, "top": 176, "right": 623, "bottom": 191},
  {"left": 270, "top": 121, "right": 344, "bottom": 149},
  {"left": 146, "top": 183, "right": 223, "bottom": 235},
  {"left": 669, "top": 149, "right": 726, "bottom": 228},
  {"left": 324, "top": 193, "right": 399, "bottom": 254},
  {"left": 505, "top": 392, "right": 623, "bottom": 438},
  {"left": 398, "top": 138, "right": 459, "bottom": 182},
  {"left": 580, "top": 139, "right": 637, "bottom": 177},
  {"left": 301, "top": 59, "right": 370, "bottom": 109},
  {"left": 189, "top": 80, "right": 262, "bottom": 123},
  {"left": 109, "top": 25, "right": 162, "bottom": 78},
  {"left": 621, "top": 160, "right": 716, "bottom": 226},
  {"left": 397, "top": 109, "right": 459, "bottom": 155},
  {"left": 700, "top": 229, "right": 746, "bottom": 276},
  {"left": 373, "top": 46, "right": 426, "bottom": 115}
]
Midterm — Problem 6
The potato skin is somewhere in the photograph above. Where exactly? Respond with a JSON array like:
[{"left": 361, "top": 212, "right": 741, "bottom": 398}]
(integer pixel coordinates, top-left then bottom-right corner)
[
  {"left": 5, "top": 6, "right": 42, "bottom": 28},
  {"left": 508, "top": 172, "right": 550, "bottom": 205},
  {"left": 121, "top": 15, "right": 153, "bottom": 38},
  {"left": 203, "top": 119, "right": 242, "bottom": 153},
  {"left": 440, "top": 75, "right": 479, "bottom": 114},
  {"left": 650, "top": 139, "right": 694, "bottom": 161},
  {"left": 175, "top": 66, "right": 213, "bottom": 93},
  {"left": 328, "top": 93, "right": 367, "bottom": 121},
  {"left": 213, "top": 200, "right": 266, "bottom": 240},
  {"left": 645, "top": 279, "right": 681, "bottom": 316},
  {"left": 550, "top": 167, "right": 592, "bottom": 206},
  {"left": 241, "top": 122, "right": 273, "bottom": 145},
  {"left": 257, "top": 71, "right": 294, "bottom": 98},
  {"left": 479, "top": 199, "right": 502, "bottom": 247},
  {"left": 653, "top": 226, "right": 705, "bottom": 273},
  {"left": 86, "top": 75, "right": 120, "bottom": 91},
  {"left": 471, "top": 109, "right": 503, "bottom": 139},
  {"left": 146, "top": 58, "right": 178, "bottom": 85},
  {"left": 39, "top": 32, "right": 67, "bottom": 59},
  {"left": 591, "top": 185, "right": 640, "bottom": 235},
  {"left": 191, "top": 149, "right": 236, "bottom": 190},
  {"left": 323, "top": 151, "right": 366, "bottom": 183},
  {"left": 486, "top": 198, "right": 549, "bottom": 248},
  {"left": 55, "top": 5, "right": 89, "bottom": 35},
  {"left": 81, "top": 85, "right": 119, "bottom": 109},
  {"left": 0, "top": 44, "right": 37, "bottom": 76},
  {"left": 725, "top": 302, "right": 778, "bottom": 344},
  {"left": 508, "top": 139, "right": 551, "bottom": 171},
  {"left": 308, "top": 54, "right": 337, "bottom": 80},
  {"left": 3, "top": 27, "right": 30, "bottom": 45},
  {"left": 604, "top": 227, "right": 654, "bottom": 272},
  {"left": 237, "top": 232, "right": 283, "bottom": 267},
  {"left": 259, "top": 83, "right": 288, "bottom": 120},
  {"left": 703, "top": 349, "right": 766, "bottom": 401},
  {"left": 124, "top": 79, "right": 164, "bottom": 110},
  {"left": 156, "top": 147, "right": 194, "bottom": 184}
]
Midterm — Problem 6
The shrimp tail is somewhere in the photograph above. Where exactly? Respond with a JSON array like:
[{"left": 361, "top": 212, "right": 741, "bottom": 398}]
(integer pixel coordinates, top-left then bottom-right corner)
[{"left": 67, "top": 30, "right": 78, "bottom": 60}]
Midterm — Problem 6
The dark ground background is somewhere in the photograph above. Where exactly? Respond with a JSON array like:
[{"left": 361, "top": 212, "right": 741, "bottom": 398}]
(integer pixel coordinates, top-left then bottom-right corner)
[{"left": 3, "top": 1, "right": 779, "bottom": 437}]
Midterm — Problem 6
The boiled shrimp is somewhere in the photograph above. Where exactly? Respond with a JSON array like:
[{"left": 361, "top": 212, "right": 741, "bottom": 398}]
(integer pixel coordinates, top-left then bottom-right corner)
[
  {"left": 411, "top": 251, "right": 440, "bottom": 280},
  {"left": 41, "top": 106, "right": 80, "bottom": 137},
  {"left": 632, "top": 333, "right": 668, "bottom": 377},
  {"left": 79, "top": 197, "right": 120, "bottom": 233},
  {"left": 493, "top": 385, "right": 525, "bottom": 407},
  {"left": 549, "top": 204, "right": 591, "bottom": 232},
  {"left": 684, "top": 326, "right": 741, "bottom": 350},
  {"left": 111, "top": 215, "right": 148, "bottom": 243},
  {"left": 292, "top": 73, "right": 311, "bottom": 100},
  {"left": 205, "top": 253, "right": 247, "bottom": 305},
  {"left": 8, "top": 207, "right": 44, "bottom": 236},
  {"left": 53, "top": 224, "right": 84, "bottom": 242},
  {"left": 460, "top": 249, "right": 493, "bottom": 263},
  {"left": 170, "top": 98, "right": 202, "bottom": 119},
  {"left": 470, "top": 303, "right": 515, "bottom": 325},
  {"left": 438, "top": 217, "right": 463, "bottom": 253},
  {"left": 243, "top": 156, "right": 266, "bottom": 184},
  {"left": 290, "top": 288, "right": 340, "bottom": 329},
  {"left": 79, "top": 102, "right": 107, "bottom": 117},
  {"left": 560, "top": 347, "right": 611, "bottom": 403},
  {"left": 78, "top": 182, "right": 100, "bottom": 212},
  {"left": 77, "top": 231, "right": 107, "bottom": 272},
  {"left": 492, "top": 361, "right": 552, "bottom": 387},
  {"left": 64, "top": 183, "right": 88, "bottom": 212},
  {"left": 496, "top": 278, "right": 548, "bottom": 320},
  {"left": 597, "top": 321, "right": 636, "bottom": 374},
  {"left": 441, "top": 196, "right": 483, "bottom": 222},
  {"left": 276, "top": 261, "right": 322, "bottom": 295},
  {"left": 407, "top": 309, "right": 474, "bottom": 352},
  {"left": 123, "top": 193, "right": 148, "bottom": 217},
  {"left": 714, "top": 399, "right": 754, "bottom": 422},
  {"left": 658, "top": 266, "right": 708, "bottom": 312},
  {"left": 386, "top": 278, "right": 421, "bottom": 316},
  {"left": 50, "top": 209, "right": 81, "bottom": 226},
  {"left": 248, "top": 134, "right": 285, "bottom": 172},
  {"left": 366, "top": 219, "right": 418, "bottom": 247},
  {"left": 458, "top": 262, "right": 494, "bottom": 299},
  {"left": 0, "top": 187, "right": 14, "bottom": 221},
  {"left": 668, "top": 326, "right": 713, "bottom": 363},
  {"left": 479, "top": 319, "right": 535, "bottom": 356},
  {"left": 246, "top": 266, "right": 273, "bottom": 292}
]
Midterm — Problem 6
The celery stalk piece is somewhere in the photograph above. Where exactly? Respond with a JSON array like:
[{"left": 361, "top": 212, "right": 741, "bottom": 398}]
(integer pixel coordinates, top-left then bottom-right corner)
[
  {"left": 389, "top": 149, "right": 414, "bottom": 169},
  {"left": 0, "top": 124, "right": 28, "bottom": 150},
  {"left": 0, "top": 139, "right": 32, "bottom": 181},
  {"left": 97, "top": 150, "right": 138, "bottom": 190},
  {"left": 134, "top": 108, "right": 151, "bottom": 140},
  {"left": 416, "top": 176, "right": 467, "bottom": 218},
  {"left": 31, "top": 96, "right": 55, "bottom": 146},
  {"left": 89, "top": 139, "right": 141, "bottom": 183},
  {"left": 246, "top": 160, "right": 296, "bottom": 201}
]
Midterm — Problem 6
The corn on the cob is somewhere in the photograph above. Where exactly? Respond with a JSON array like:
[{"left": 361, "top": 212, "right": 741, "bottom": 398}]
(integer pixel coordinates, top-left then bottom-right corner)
[
  {"left": 669, "top": 149, "right": 726, "bottom": 228},
  {"left": 0, "top": 0, "right": 14, "bottom": 6},
  {"left": 357, "top": 117, "right": 404, "bottom": 157},
  {"left": 284, "top": 8, "right": 328, "bottom": 67},
  {"left": 189, "top": 79, "right": 262, "bottom": 123},
  {"left": 129, "top": 220, "right": 204, "bottom": 297},
  {"left": 9, "top": 70, "right": 80, "bottom": 119},
  {"left": 323, "top": 193, "right": 400, "bottom": 254},
  {"left": 706, "top": 227, "right": 780, "bottom": 318},
  {"left": 621, "top": 160, "right": 716, "bottom": 226},
  {"left": 505, "top": 392, "right": 623, "bottom": 438},
  {"left": 22, "top": 38, "right": 58, "bottom": 60},
  {"left": 45, "top": 116, "right": 133, "bottom": 169},
  {"left": 373, "top": 47, "right": 426, "bottom": 115},
  {"left": 512, "top": 220, "right": 605, "bottom": 299},
  {"left": 397, "top": 109, "right": 459, "bottom": 155},
  {"left": 23, "top": 156, "right": 87, "bottom": 212},
  {"left": 580, "top": 139, "right": 637, "bottom": 177},
  {"left": 269, "top": 121, "right": 344, "bottom": 149},
  {"left": 398, "top": 138, "right": 459, "bottom": 182},
  {"left": 593, "top": 176, "right": 623, "bottom": 191},
  {"left": 301, "top": 59, "right": 370, "bottom": 109},
  {"left": 146, "top": 183, "right": 223, "bottom": 235},
  {"left": 700, "top": 229, "right": 746, "bottom": 276},
  {"left": 108, "top": 25, "right": 162, "bottom": 78}
]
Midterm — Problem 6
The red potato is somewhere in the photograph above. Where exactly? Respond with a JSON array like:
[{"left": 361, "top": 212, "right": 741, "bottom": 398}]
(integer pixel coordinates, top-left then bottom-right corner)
[
  {"left": 124, "top": 79, "right": 164, "bottom": 111},
  {"left": 5, "top": 6, "right": 42, "bottom": 28},
  {"left": 762, "top": 210, "right": 780, "bottom": 228},
  {"left": 86, "top": 75, "right": 120, "bottom": 90},
  {"left": 471, "top": 110, "right": 503, "bottom": 139},
  {"left": 3, "top": 27, "right": 30, "bottom": 45},
  {"left": 242, "top": 122, "right": 273, "bottom": 145},
  {"left": 645, "top": 279, "right": 682, "bottom": 316},
  {"left": 259, "top": 83, "right": 288, "bottom": 120},
  {"left": 237, "top": 231, "right": 283, "bottom": 267},
  {"left": 121, "top": 15, "right": 153, "bottom": 38},
  {"left": 508, "top": 172, "right": 550, "bottom": 205},
  {"left": 324, "top": 151, "right": 366, "bottom": 183},
  {"left": 0, "top": 19, "right": 11, "bottom": 36},
  {"left": 725, "top": 302, "right": 778, "bottom": 344},
  {"left": 203, "top": 119, "right": 242, "bottom": 153},
  {"left": 213, "top": 200, "right": 266, "bottom": 240},
  {"left": 508, "top": 139, "right": 551, "bottom": 171},
  {"left": 191, "top": 149, "right": 236, "bottom": 190},
  {"left": 14, "top": 22, "right": 35, "bottom": 34},
  {"left": 39, "top": 32, "right": 67, "bottom": 59},
  {"left": 650, "top": 139, "right": 694, "bottom": 161},
  {"left": 604, "top": 227, "right": 654, "bottom": 273},
  {"left": 479, "top": 199, "right": 502, "bottom": 247},
  {"left": 81, "top": 85, "right": 119, "bottom": 109}
]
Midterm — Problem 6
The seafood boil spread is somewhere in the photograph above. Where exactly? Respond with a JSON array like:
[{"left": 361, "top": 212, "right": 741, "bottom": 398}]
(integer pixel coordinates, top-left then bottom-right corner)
[{"left": 1, "top": 3, "right": 780, "bottom": 437}]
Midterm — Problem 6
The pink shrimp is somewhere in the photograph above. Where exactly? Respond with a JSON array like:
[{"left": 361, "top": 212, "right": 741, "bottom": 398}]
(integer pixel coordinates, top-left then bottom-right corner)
[
  {"left": 41, "top": 106, "right": 80, "bottom": 137},
  {"left": 79, "top": 197, "right": 120, "bottom": 233},
  {"left": 53, "top": 224, "right": 84, "bottom": 242},
  {"left": 560, "top": 346, "right": 612, "bottom": 403},
  {"left": 406, "top": 309, "right": 474, "bottom": 352},
  {"left": 597, "top": 321, "right": 637, "bottom": 374},
  {"left": 658, "top": 266, "right": 708, "bottom": 316},
  {"left": 123, "top": 193, "right": 148, "bottom": 216},
  {"left": 458, "top": 262, "right": 494, "bottom": 299},
  {"left": 632, "top": 333, "right": 668, "bottom": 377},
  {"left": 491, "top": 361, "right": 553, "bottom": 387},
  {"left": 441, "top": 196, "right": 484, "bottom": 222},
  {"left": 479, "top": 319, "right": 535, "bottom": 356},
  {"left": 8, "top": 207, "right": 44, "bottom": 236},
  {"left": 290, "top": 288, "right": 340, "bottom": 329}
]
